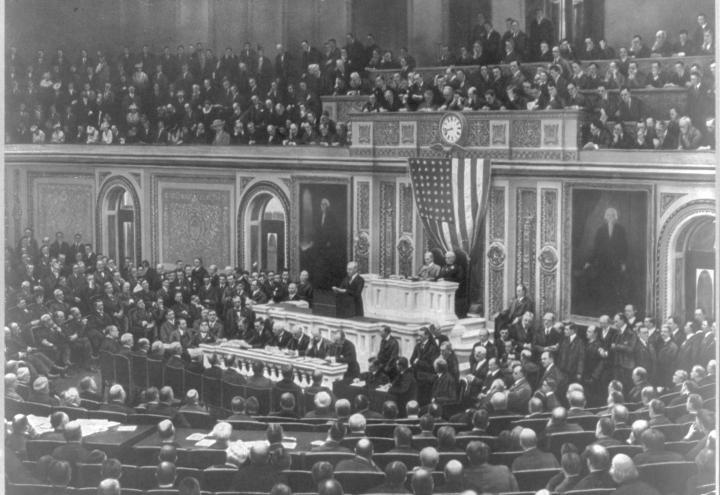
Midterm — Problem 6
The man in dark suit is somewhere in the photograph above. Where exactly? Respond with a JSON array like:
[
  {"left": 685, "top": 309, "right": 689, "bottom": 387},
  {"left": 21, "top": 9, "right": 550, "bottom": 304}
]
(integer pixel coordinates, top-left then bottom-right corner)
[
  {"left": 431, "top": 358, "right": 458, "bottom": 404},
  {"left": 511, "top": 428, "right": 560, "bottom": 471},
  {"left": 231, "top": 443, "right": 286, "bottom": 492},
  {"left": 529, "top": 312, "right": 562, "bottom": 360},
  {"left": 612, "top": 313, "right": 638, "bottom": 391},
  {"left": 376, "top": 325, "right": 399, "bottom": 377},
  {"left": 335, "top": 438, "right": 382, "bottom": 472},
  {"left": 494, "top": 284, "right": 534, "bottom": 338},
  {"left": 49, "top": 232, "right": 70, "bottom": 260},
  {"left": 306, "top": 327, "right": 332, "bottom": 359},
  {"left": 410, "top": 328, "right": 440, "bottom": 405},
  {"left": 677, "top": 323, "right": 704, "bottom": 371},
  {"left": 333, "top": 261, "right": 365, "bottom": 317},
  {"left": 574, "top": 444, "right": 616, "bottom": 490},
  {"left": 609, "top": 453, "right": 661, "bottom": 495},
  {"left": 463, "top": 440, "right": 519, "bottom": 493},
  {"left": 388, "top": 357, "right": 417, "bottom": 416},
  {"left": 99, "top": 384, "right": 134, "bottom": 414},
  {"left": 330, "top": 329, "right": 360, "bottom": 380},
  {"left": 507, "top": 364, "right": 533, "bottom": 413},
  {"left": 51, "top": 421, "right": 91, "bottom": 468},
  {"left": 557, "top": 322, "right": 585, "bottom": 384},
  {"left": 539, "top": 350, "right": 565, "bottom": 396},
  {"left": 246, "top": 361, "right": 273, "bottom": 389},
  {"left": 527, "top": 8, "right": 554, "bottom": 60},
  {"left": 311, "top": 422, "right": 351, "bottom": 452},
  {"left": 508, "top": 311, "right": 534, "bottom": 354},
  {"left": 439, "top": 251, "right": 468, "bottom": 318}
]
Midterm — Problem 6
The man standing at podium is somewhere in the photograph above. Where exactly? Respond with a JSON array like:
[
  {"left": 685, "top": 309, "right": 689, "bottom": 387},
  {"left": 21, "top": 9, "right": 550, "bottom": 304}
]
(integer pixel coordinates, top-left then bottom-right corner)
[{"left": 332, "top": 261, "right": 365, "bottom": 317}]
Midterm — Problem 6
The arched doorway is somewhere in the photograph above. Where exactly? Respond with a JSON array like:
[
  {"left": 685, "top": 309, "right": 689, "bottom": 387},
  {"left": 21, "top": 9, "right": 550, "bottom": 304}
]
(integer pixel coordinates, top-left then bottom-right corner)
[
  {"left": 97, "top": 177, "right": 141, "bottom": 266},
  {"left": 241, "top": 189, "right": 289, "bottom": 273},
  {"left": 676, "top": 216, "right": 716, "bottom": 322}
]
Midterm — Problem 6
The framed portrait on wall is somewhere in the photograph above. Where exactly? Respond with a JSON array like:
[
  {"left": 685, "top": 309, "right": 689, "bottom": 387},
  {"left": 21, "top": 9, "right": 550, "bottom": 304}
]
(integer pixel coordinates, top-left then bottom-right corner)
[
  {"left": 569, "top": 186, "right": 653, "bottom": 318},
  {"left": 297, "top": 180, "right": 352, "bottom": 290}
]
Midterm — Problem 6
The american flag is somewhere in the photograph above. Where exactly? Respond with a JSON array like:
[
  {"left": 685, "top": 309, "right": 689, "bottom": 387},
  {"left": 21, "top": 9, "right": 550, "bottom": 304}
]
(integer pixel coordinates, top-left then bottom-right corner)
[{"left": 408, "top": 157, "right": 491, "bottom": 253}]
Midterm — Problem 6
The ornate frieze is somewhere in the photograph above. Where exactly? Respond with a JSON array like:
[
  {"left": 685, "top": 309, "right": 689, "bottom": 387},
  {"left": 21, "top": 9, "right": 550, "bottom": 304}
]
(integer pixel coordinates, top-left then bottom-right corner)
[
  {"left": 511, "top": 120, "right": 542, "bottom": 147},
  {"left": 516, "top": 188, "right": 537, "bottom": 296},
  {"left": 379, "top": 182, "right": 396, "bottom": 277}
]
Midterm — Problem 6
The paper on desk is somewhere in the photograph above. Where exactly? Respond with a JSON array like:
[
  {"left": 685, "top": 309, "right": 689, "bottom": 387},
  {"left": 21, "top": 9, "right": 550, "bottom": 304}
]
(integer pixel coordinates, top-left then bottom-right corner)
[
  {"left": 27, "top": 415, "right": 53, "bottom": 435},
  {"left": 116, "top": 425, "right": 138, "bottom": 432},
  {"left": 195, "top": 438, "right": 217, "bottom": 447},
  {"left": 351, "top": 381, "right": 366, "bottom": 387},
  {"left": 310, "top": 440, "right": 325, "bottom": 447},
  {"left": 376, "top": 384, "right": 391, "bottom": 391},
  {"left": 282, "top": 436, "right": 297, "bottom": 449},
  {"left": 186, "top": 433, "right": 207, "bottom": 441}
]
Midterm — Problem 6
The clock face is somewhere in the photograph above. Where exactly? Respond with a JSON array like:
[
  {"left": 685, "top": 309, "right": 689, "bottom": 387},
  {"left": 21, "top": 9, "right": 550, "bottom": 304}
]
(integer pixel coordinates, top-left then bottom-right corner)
[{"left": 440, "top": 113, "right": 464, "bottom": 144}]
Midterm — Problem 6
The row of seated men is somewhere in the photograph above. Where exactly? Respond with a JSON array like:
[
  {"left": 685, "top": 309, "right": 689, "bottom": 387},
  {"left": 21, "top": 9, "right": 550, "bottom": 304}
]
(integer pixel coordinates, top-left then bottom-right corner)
[{"left": 5, "top": 386, "right": 716, "bottom": 495}]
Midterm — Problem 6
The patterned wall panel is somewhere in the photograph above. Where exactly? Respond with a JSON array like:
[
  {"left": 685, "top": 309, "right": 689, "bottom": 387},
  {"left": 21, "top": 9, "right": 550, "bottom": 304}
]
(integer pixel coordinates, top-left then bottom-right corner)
[
  {"left": 161, "top": 188, "right": 231, "bottom": 265},
  {"left": 515, "top": 188, "right": 537, "bottom": 296},
  {"left": 510, "top": 120, "right": 542, "bottom": 147},
  {"left": 467, "top": 119, "right": 490, "bottom": 147},
  {"left": 33, "top": 179, "right": 94, "bottom": 243},
  {"left": 399, "top": 183, "right": 414, "bottom": 235},
  {"left": 354, "top": 181, "right": 371, "bottom": 273},
  {"left": 379, "top": 182, "right": 396, "bottom": 276},
  {"left": 397, "top": 236, "right": 414, "bottom": 278},
  {"left": 486, "top": 185, "right": 507, "bottom": 316},
  {"left": 538, "top": 188, "right": 559, "bottom": 314},
  {"left": 373, "top": 121, "right": 400, "bottom": 146},
  {"left": 489, "top": 187, "right": 505, "bottom": 242}
]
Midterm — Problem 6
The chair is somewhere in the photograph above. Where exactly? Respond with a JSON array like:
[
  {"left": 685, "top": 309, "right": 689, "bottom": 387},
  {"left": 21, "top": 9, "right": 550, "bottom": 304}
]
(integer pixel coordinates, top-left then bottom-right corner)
[
  {"left": 702, "top": 397, "right": 714, "bottom": 410},
  {"left": 659, "top": 392, "right": 681, "bottom": 405},
  {"left": 185, "top": 370, "right": 203, "bottom": 397},
  {"left": 366, "top": 423, "right": 399, "bottom": 438},
  {"left": 222, "top": 382, "right": 245, "bottom": 411},
  {"left": 277, "top": 422, "right": 320, "bottom": 432},
  {"left": 226, "top": 419, "right": 267, "bottom": 430},
  {"left": 133, "top": 446, "right": 161, "bottom": 467},
  {"left": 653, "top": 422, "right": 693, "bottom": 441},
  {"left": 637, "top": 461, "right": 698, "bottom": 495},
  {"left": 489, "top": 450, "right": 524, "bottom": 468},
  {"left": 177, "top": 449, "right": 225, "bottom": 469},
  {"left": 565, "top": 489, "right": 616, "bottom": 495},
  {"left": 545, "top": 431, "right": 597, "bottom": 458},
  {"left": 177, "top": 411, "right": 214, "bottom": 429},
  {"left": 664, "top": 403, "right": 687, "bottom": 421},
  {"left": 146, "top": 359, "right": 165, "bottom": 389},
  {"left": 412, "top": 435, "right": 439, "bottom": 449},
  {"left": 272, "top": 388, "right": 305, "bottom": 416},
  {"left": 301, "top": 452, "right": 355, "bottom": 470},
  {"left": 114, "top": 354, "right": 132, "bottom": 393},
  {"left": 255, "top": 415, "right": 299, "bottom": 423},
  {"left": 53, "top": 405, "right": 88, "bottom": 420},
  {"left": 164, "top": 364, "right": 185, "bottom": 398},
  {"left": 372, "top": 452, "right": 420, "bottom": 470},
  {"left": 510, "top": 417, "right": 549, "bottom": 434},
  {"left": 335, "top": 471, "right": 387, "bottom": 494},
  {"left": 698, "top": 383, "right": 715, "bottom": 399},
  {"left": 176, "top": 466, "right": 202, "bottom": 483},
  {"left": 127, "top": 413, "right": 169, "bottom": 425},
  {"left": 613, "top": 428, "right": 632, "bottom": 442},
  {"left": 203, "top": 467, "right": 237, "bottom": 492},
  {"left": 455, "top": 435, "right": 497, "bottom": 450},
  {"left": 22, "top": 401, "right": 53, "bottom": 417},
  {"left": 341, "top": 436, "right": 394, "bottom": 453},
  {"left": 131, "top": 353, "right": 149, "bottom": 390},
  {"left": 665, "top": 440, "right": 699, "bottom": 455},
  {"left": 488, "top": 415, "right": 522, "bottom": 435},
  {"left": 303, "top": 391, "right": 318, "bottom": 415},
  {"left": 99, "top": 350, "right": 116, "bottom": 389},
  {"left": 6, "top": 484, "right": 54, "bottom": 495},
  {"left": 283, "top": 470, "right": 317, "bottom": 493},
  {"left": 5, "top": 397, "right": 24, "bottom": 419},
  {"left": 437, "top": 451, "right": 466, "bottom": 469},
  {"left": 245, "top": 386, "right": 272, "bottom": 415},
  {"left": 77, "top": 463, "right": 103, "bottom": 488},
  {"left": 88, "top": 410, "right": 128, "bottom": 423},
  {"left": 137, "top": 465, "right": 160, "bottom": 490},
  {"left": 25, "top": 440, "right": 65, "bottom": 460},
  {"left": 201, "top": 375, "right": 222, "bottom": 408},
  {"left": 80, "top": 399, "right": 102, "bottom": 411},
  {"left": 513, "top": 468, "right": 562, "bottom": 491},
  {"left": 605, "top": 444, "right": 643, "bottom": 458},
  {"left": 569, "top": 415, "right": 601, "bottom": 430}
]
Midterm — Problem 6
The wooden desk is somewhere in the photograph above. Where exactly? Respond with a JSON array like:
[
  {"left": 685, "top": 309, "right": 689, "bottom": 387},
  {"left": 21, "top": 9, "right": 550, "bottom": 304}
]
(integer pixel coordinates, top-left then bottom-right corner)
[
  {"left": 133, "top": 428, "right": 321, "bottom": 452},
  {"left": 82, "top": 424, "right": 156, "bottom": 460}
]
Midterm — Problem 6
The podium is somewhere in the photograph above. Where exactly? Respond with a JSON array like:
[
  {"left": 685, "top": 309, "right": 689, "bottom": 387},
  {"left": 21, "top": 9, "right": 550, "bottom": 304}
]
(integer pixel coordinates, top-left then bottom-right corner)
[
  {"left": 362, "top": 274, "right": 458, "bottom": 323},
  {"left": 312, "top": 289, "right": 359, "bottom": 319}
]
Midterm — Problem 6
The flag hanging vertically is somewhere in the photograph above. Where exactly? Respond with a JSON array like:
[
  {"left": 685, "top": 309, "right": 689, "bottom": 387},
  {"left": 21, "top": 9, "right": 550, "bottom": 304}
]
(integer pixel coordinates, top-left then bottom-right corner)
[{"left": 408, "top": 157, "right": 491, "bottom": 254}]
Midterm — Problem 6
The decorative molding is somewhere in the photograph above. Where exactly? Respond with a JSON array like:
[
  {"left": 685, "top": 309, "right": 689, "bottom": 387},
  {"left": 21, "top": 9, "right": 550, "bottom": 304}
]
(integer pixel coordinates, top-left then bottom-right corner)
[
  {"left": 357, "top": 181, "right": 370, "bottom": 231},
  {"left": 399, "top": 121, "right": 417, "bottom": 146},
  {"left": 656, "top": 198, "right": 715, "bottom": 319},
  {"left": 467, "top": 119, "right": 490, "bottom": 147},
  {"left": 417, "top": 120, "right": 439, "bottom": 144},
  {"left": 516, "top": 188, "right": 537, "bottom": 298},
  {"left": 379, "top": 182, "right": 397, "bottom": 277},
  {"left": 354, "top": 231, "right": 370, "bottom": 274},
  {"left": 399, "top": 183, "right": 414, "bottom": 235},
  {"left": 487, "top": 242, "right": 506, "bottom": 315},
  {"left": 487, "top": 243, "right": 506, "bottom": 269},
  {"left": 238, "top": 176, "right": 255, "bottom": 197},
  {"left": 660, "top": 192, "right": 687, "bottom": 216},
  {"left": 237, "top": 181, "right": 291, "bottom": 271},
  {"left": 397, "top": 236, "right": 414, "bottom": 278},
  {"left": 373, "top": 121, "right": 400, "bottom": 147},
  {"left": 489, "top": 121, "right": 509, "bottom": 148},
  {"left": 540, "top": 189, "right": 558, "bottom": 246},
  {"left": 542, "top": 121, "right": 562, "bottom": 147},
  {"left": 95, "top": 175, "right": 143, "bottom": 264},
  {"left": 510, "top": 120, "right": 542, "bottom": 147},
  {"left": 489, "top": 187, "right": 505, "bottom": 242},
  {"left": 538, "top": 246, "right": 559, "bottom": 271}
]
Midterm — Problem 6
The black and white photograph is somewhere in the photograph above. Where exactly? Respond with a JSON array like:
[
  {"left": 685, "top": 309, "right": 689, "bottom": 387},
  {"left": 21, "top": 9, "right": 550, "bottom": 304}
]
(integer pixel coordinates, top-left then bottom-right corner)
[{"left": 2, "top": 1, "right": 718, "bottom": 494}]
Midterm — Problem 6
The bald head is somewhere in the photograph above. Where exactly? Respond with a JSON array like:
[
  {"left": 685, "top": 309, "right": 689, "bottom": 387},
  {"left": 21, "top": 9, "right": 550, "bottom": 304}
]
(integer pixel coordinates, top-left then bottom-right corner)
[
  {"left": 355, "top": 438, "right": 374, "bottom": 459},
  {"left": 551, "top": 406, "right": 568, "bottom": 424},
  {"left": 155, "top": 461, "right": 176, "bottom": 486},
  {"left": 250, "top": 443, "right": 270, "bottom": 465},
  {"left": 519, "top": 428, "right": 537, "bottom": 450},
  {"left": 63, "top": 421, "right": 82, "bottom": 442},
  {"left": 318, "top": 479, "right": 344, "bottom": 495},
  {"left": 97, "top": 479, "right": 121, "bottom": 495},
  {"left": 411, "top": 468, "right": 434, "bottom": 495},
  {"left": 610, "top": 454, "right": 638, "bottom": 484},
  {"left": 348, "top": 413, "right": 366, "bottom": 433},
  {"left": 419, "top": 446, "right": 439, "bottom": 470},
  {"left": 444, "top": 459, "right": 464, "bottom": 483}
]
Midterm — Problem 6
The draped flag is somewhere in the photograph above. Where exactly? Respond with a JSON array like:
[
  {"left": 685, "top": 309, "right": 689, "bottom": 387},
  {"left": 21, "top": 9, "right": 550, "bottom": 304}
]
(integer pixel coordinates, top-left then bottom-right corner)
[{"left": 408, "top": 157, "right": 491, "bottom": 254}]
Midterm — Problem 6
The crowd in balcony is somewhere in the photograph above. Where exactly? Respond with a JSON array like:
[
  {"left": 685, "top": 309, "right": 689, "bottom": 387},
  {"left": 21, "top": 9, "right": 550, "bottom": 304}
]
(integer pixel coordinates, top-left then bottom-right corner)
[
  {"left": 5, "top": 10, "right": 716, "bottom": 150},
  {"left": 4, "top": 225, "right": 718, "bottom": 494}
]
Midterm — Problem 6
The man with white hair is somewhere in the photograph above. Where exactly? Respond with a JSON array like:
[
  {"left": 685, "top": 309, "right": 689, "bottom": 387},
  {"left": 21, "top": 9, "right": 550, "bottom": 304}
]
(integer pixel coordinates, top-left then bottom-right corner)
[
  {"left": 609, "top": 454, "right": 660, "bottom": 495},
  {"left": 99, "top": 384, "right": 133, "bottom": 414},
  {"left": 439, "top": 250, "right": 467, "bottom": 318},
  {"left": 332, "top": 261, "right": 365, "bottom": 317}
]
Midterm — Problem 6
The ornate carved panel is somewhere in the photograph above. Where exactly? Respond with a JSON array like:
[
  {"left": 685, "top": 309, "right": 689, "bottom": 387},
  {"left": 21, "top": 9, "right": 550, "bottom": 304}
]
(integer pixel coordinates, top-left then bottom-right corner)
[
  {"left": 373, "top": 121, "right": 400, "bottom": 146},
  {"left": 357, "top": 181, "right": 370, "bottom": 231},
  {"left": 487, "top": 242, "right": 506, "bottom": 315},
  {"left": 34, "top": 182, "right": 94, "bottom": 245},
  {"left": 397, "top": 236, "right": 414, "bottom": 278},
  {"left": 515, "top": 188, "right": 537, "bottom": 296},
  {"left": 12, "top": 169, "right": 22, "bottom": 241},
  {"left": 399, "top": 122, "right": 417, "bottom": 146},
  {"left": 379, "top": 182, "right": 396, "bottom": 276},
  {"left": 353, "top": 122, "right": 373, "bottom": 146},
  {"left": 540, "top": 189, "right": 558, "bottom": 246},
  {"left": 510, "top": 120, "right": 542, "bottom": 147},
  {"left": 660, "top": 192, "right": 687, "bottom": 216},
  {"left": 399, "top": 183, "right": 414, "bottom": 235},
  {"left": 542, "top": 121, "right": 561, "bottom": 147},
  {"left": 161, "top": 188, "right": 231, "bottom": 266},
  {"left": 417, "top": 119, "right": 439, "bottom": 145},
  {"left": 467, "top": 119, "right": 490, "bottom": 147},
  {"left": 489, "top": 121, "right": 508, "bottom": 147},
  {"left": 489, "top": 187, "right": 505, "bottom": 242}
]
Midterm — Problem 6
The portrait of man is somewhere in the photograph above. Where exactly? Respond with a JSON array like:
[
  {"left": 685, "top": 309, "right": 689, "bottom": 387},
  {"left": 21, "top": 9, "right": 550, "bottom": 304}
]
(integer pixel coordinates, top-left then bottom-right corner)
[
  {"left": 571, "top": 189, "right": 649, "bottom": 317},
  {"left": 299, "top": 183, "right": 349, "bottom": 290}
]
